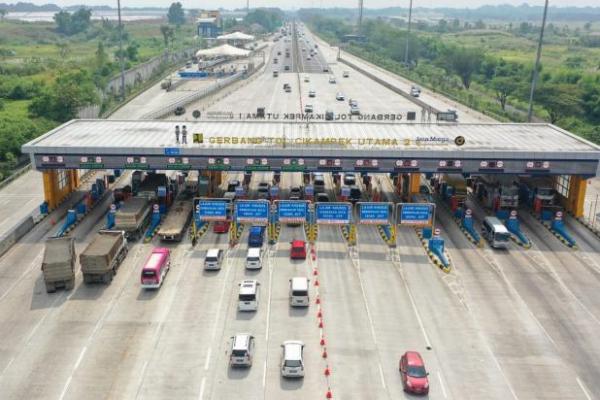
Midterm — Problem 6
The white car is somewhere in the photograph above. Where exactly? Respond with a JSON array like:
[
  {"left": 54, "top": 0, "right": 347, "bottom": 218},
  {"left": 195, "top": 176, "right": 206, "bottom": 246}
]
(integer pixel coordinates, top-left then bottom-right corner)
[
  {"left": 308, "top": 90, "right": 316, "bottom": 98},
  {"left": 304, "top": 76, "right": 310, "bottom": 82},
  {"left": 281, "top": 340, "right": 305, "bottom": 378},
  {"left": 343, "top": 71, "right": 350, "bottom": 78},
  {"left": 336, "top": 92, "right": 345, "bottom": 101},
  {"left": 304, "top": 104, "right": 314, "bottom": 113},
  {"left": 329, "top": 76, "right": 336, "bottom": 84}
]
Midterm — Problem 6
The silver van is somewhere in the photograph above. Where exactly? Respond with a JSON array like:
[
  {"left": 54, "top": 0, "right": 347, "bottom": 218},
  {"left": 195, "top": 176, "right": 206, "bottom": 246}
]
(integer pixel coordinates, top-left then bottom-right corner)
[
  {"left": 238, "top": 280, "right": 260, "bottom": 311},
  {"left": 246, "top": 247, "right": 262, "bottom": 270},
  {"left": 230, "top": 334, "right": 255, "bottom": 367},
  {"left": 481, "top": 216, "right": 510, "bottom": 249},
  {"left": 289, "top": 277, "right": 309, "bottom": 307},
  {"left": 204, "top": 248, "right": 224, "bottom": 270}
]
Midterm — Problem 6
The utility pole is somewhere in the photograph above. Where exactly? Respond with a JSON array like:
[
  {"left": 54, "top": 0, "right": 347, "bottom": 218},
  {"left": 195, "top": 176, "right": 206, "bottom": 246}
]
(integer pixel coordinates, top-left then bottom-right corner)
[
  {"left": 404, "top": 0, "right": 413, "bottom": 65},
  {"left": 527, "top": 0, "right": 549, "bottom": 122},
  {"left": 117, "top": 0, "right": 126, "bottom": 101},
  {"left": 358, "top": 0, "right": 363, "bottom": 33}
]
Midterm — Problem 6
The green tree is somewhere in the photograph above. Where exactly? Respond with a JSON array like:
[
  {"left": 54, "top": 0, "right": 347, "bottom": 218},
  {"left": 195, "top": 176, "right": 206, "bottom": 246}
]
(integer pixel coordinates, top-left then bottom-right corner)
[
  {"left": 535, "top": 84, "right": 583, "bottom": 124},
  {"left": 53, "top": 8, "right": 91, "bottom": 35},
  {"left": 95, "top": 41, "right": 108, "bottom": 67},
  {"left": 54, "top": 11, "right": 72, "bottom": 34},
  {"left": 442, "top": 46, "right": 484, "bottom": 89},
  {"left": 0, "top": 9, "right": 7, "bottom": 20},
  {"left": 160, "top": 24, "right": 175, "bottom": 49},
  {"left": 491, "top": 76, "right": 519, "bottom": 111},
  {"left": 29, "top": 69, "right": 99, "bottom": 122},
  {"left": 167, "top": 2, "right": 186, "bottom": 26},
  {"left": 244, "top": 9, "right": 283, "bottom": 32},
  {"left": 126, "top": 41, "right": 140, "bottom": 61}
]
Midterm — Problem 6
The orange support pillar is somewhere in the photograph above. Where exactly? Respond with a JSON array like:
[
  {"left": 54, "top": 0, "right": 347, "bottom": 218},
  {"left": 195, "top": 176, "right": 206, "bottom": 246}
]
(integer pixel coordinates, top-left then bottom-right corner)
[
  {"left": 43, "top": 171, "right": 58, "bottom": 210},
  {"left": 567, "top": 176, "right": 586, "bottom": 218},
  {"left": 409, "top": 173, "right": 421, "bottom": 196}
]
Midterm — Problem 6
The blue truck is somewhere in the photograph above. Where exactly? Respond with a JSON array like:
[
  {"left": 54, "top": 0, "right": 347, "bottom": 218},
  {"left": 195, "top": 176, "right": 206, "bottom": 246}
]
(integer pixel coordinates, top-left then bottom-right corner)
[{"left": 248, "top": 225, "right": 265, "bottom": 247}]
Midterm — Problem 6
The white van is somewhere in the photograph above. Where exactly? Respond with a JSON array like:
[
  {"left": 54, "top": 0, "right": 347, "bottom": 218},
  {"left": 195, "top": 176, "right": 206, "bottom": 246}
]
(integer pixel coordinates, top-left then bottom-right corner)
[
  {"left": 229, "top": 333, "right": 255, "bottom": 367},
  {"left": 281, "top": 340, "right": 305, "bottom": 378},
  {"left": 246, "top": 247, "right": 262, "bottom": 270},
  {"left": 482, "top": 216, "right": 510, "bottom": 249},
  {"left": 204, "top": 248, "right": 224, "bottom": 270},
  {"left": 238, "top": 280, "right": 260, "bottom": 311},
  {"left": 289, "top": 277, "right": 309, "bottom": 307}
]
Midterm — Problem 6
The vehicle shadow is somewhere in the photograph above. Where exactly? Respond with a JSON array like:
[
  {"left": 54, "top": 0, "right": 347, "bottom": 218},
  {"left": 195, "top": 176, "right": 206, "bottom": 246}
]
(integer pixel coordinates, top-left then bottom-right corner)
[
  {"left": 288, "top": 306, "right": 308, "bottom": 317},
  {"left": 279, "top": 375, "right": 304, "bottom": 390},
  {"left": 236, "top": 310, "right": 257, "bottom": 321},
  {"left": 68, "top": 277, "right": 109, "bottom": 301},
  {"left": 227, "top": 365, "right": 251, "bottom": 380},
  {"left": 136, "top": 287, "right": 160, "bottom": 301},
  {"left": 30, "top": 274, "right": 69, "bottom": 310}
]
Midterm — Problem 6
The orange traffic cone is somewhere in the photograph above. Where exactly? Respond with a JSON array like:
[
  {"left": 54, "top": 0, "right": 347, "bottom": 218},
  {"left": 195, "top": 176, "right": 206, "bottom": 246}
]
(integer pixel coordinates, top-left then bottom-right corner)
[
  {"left": 324, "top": 366, "right": 330, "bottom": 376},
  {"left": 318, "top": 319, "right": 323, "bottom": 328},
  {"left": 313, "top": 269, "right": 318, "bottom": 276},
  {"left": 314, "top": 279, "right": 320, "bottom": 286},
  {"left": 322, "top": 348, "right": 328, "bottom": 358},
  {"left": 320, "top": 337, "right": 326, "bottom": 346},
  {"left": 326, "top": 389, "right": 333, "bottom": 399},
  {"left": 317, "top": 310, "right": 322, "bottom": 318},
  {"left": 316, "top": 296, "right": 321, "bottom": 304}
]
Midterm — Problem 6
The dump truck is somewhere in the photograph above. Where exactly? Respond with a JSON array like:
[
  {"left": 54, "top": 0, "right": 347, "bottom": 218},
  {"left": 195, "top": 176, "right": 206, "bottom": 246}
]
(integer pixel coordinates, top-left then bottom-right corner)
[
  {"left": 114, "top": 197, "right": 151, "bottom": 240},
  {"left": 157, "top": 200, "right": 193, "bottom": 241},
  {"left": 42, "top": 237, "right": 76, "bottom": 293},
  {"left": 80, "top": 230, "right": 128, "bottom": 284}
]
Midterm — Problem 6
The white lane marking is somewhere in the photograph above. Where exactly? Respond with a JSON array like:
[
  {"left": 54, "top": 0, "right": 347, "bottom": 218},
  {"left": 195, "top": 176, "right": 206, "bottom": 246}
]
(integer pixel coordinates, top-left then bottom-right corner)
[
  {"left": 198, "top": 377, "right": 206, "bottom": 400},
  {"left": 262, "top": 361, "right": 267, "bottom": 388},
  {"left": 437, "top": 371, "right": 448, "bottom": 399},
  {"left": 58, "top": 376, "right": 73, "bottom": 400},
  {"left": 378, "top": 363, "right": 386, "bottom": 389},
  {"left": 265, "top": 248, "right": 273, "bottom": 342},
  {"left": 73, "top": 346, "right": 87, "bottom": 370},
  {"left": 0, "top": 252, "right": 43, "bottom": 303},
  {"left": 204, "top": 348, "right": 212, "bottom": 371},
  {"left": 576, "top": 377, "right": 593, "bottom": 400},
  {"left": 399, "top": 269, "right": 432, "bottom": 349}
]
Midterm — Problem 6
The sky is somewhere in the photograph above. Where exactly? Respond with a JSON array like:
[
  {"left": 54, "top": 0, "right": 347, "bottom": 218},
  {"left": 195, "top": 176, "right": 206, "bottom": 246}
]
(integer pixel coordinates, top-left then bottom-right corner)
[{"left": 17, "top": 1, "right": 600, "bottom": 9}]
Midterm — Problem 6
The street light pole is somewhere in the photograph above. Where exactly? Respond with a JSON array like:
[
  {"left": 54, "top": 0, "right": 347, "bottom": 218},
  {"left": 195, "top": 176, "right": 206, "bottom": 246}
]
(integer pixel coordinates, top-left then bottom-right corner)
[
  {"left": 527, "top": 0, "right": 549, "bottom": 122},
  {"left": 404, "top": 0, "right": 413, "bottom": 66},
  {"left": 117, "top": 0, "right": 126, "bottom": 101}
]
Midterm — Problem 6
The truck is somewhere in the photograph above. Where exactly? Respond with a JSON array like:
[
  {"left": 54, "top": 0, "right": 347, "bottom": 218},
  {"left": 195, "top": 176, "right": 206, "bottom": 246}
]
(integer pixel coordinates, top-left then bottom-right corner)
[
  {"left": 137, "top": 172, "right": 169, "bottom": 200},
  {"left": 474, "top": 175, "right": 519, "bottom": 210},
  {"left": 518, "top": 176, "right": 559, "bottom": 212},
  {"left": 42, "top": 237, "right": 76, "bottom": 293},
  {"left": 157, "top": 200, "right": 193, "bottom": 241},
  {"left": 439, "top": 174, "right": 468, "bottom": 210},
  {"left": 80, "top": 230, "right": 128, "bottom": 284},
  {"left": 114, "top": 197, "right": 151, "bottom": 240}
]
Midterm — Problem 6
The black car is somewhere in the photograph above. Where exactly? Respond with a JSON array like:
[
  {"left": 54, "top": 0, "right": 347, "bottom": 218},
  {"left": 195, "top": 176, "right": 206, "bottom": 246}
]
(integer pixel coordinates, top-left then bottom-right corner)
[{"left": 174, "top": 106, "right": 185, "bottom": 116}]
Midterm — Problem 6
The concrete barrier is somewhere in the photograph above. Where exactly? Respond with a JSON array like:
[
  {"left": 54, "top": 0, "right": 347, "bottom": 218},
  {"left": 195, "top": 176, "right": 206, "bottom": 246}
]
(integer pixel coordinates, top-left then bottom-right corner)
[{"left": 0, "top": 215, "right": 35, "bottom": 258}]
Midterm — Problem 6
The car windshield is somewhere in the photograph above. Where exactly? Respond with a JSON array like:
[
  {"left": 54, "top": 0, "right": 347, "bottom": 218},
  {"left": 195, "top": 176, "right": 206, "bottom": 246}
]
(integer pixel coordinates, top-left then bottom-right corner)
[
  {"left": 232, "top": 349, "right": 247, "bottom": 357},
  {"left": 292, "top": 290, "right": 308, "bottom": 296},
  {"left": 284, "top": 359, "right": 301, "bottom": 368},
  {"left": 495, "top": 232, "right": 510, "bottom": 242},
  {"left": 407, "top": 366, "right": 427, "bottom": 378},
  {"left": 142, "top": 270, "right": 156, "bottom": 277}
]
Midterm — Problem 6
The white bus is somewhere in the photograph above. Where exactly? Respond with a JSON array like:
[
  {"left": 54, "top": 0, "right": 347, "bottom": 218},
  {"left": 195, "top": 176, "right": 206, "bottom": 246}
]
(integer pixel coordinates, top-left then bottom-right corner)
[{"left": 482, "top": 216, "right": 510, "bottom": 249}]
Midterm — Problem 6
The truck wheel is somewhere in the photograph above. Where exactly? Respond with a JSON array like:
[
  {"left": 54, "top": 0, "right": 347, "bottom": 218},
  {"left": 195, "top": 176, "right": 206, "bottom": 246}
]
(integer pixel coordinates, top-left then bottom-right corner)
[
  {"left": 46, "top": 283, "right": 56, "bottom": 293},
  {"left": 66, "top": 279, "right": 75, "bottom": 290},
  {"left": 83, "top": 274, "right": 92, "bottom": 284}
]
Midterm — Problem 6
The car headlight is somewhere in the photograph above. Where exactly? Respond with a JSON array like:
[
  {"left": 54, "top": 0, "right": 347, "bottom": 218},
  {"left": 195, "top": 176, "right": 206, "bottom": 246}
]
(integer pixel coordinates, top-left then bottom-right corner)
[
  {"left": 406, "top": 380, "right": 412, "bottom": 387},
  {"left": 424, "top": 382, "right": 429, "bottom": 388}
]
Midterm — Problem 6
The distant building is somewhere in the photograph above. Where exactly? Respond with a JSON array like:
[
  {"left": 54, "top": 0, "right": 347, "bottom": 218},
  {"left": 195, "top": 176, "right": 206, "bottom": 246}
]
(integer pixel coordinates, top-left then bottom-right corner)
[{"left": 197, "top": 10, "right": 222, "bottom": 38}]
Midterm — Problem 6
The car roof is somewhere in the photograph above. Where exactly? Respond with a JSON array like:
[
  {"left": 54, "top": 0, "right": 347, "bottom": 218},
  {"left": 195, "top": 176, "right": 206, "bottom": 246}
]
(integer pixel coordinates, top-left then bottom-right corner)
[
  {"left": 283, "top": 340, "right": 304, "bottom": 359},
  {"left": 291, "top": 277, "right": 308, "bottom": 289},
  {"left": 404, "top": 351, "right": 425, "bottom": 366},
  {"left": 232, "top": 333, "right": 252, "bottom": 350},
  {"left": 239, "top": 280, "right": 258, "bottom": 294},
  {"left": 247, "top": 247, "right": 261, "bottom": 256}
]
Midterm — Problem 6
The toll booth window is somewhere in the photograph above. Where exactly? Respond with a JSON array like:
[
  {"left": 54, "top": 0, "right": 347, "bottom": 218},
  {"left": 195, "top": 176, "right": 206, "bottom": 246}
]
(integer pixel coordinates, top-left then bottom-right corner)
[
  {"left": 57, "top": 170, "right": 68, "bottom": 190},
  {"left": 556, "top": 175, "right": 570, "bottom": 198}
]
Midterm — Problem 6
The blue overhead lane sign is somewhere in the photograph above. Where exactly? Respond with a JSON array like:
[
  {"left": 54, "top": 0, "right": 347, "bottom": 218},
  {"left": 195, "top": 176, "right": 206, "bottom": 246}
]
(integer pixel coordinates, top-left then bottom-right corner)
[
  {"left": 397, "top": 203, "right": 435, "bottom": 226},
  {"left": 236, "top": 200, "right": 270, "bottom": 224},
  {"left": 196, "top": 199, "right": 228, "bottom": 221},
  {"left": 358, "top": 203, "right": 391, "bottom": 225},
  {"left": 277, "top": 201, "right": 308, "bottom": 223},
  {"left": 316, "top": 203, "right": 352, "bottom": 225}
]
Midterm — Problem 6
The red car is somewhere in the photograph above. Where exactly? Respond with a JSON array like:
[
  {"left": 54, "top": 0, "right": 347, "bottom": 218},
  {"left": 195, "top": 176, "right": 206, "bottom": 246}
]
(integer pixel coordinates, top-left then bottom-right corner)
[
  {"left": 399, "top": 351, "right": 429, "bottom": 394},
  {"left": 213, "top": 221, "right": 230, "bottom": 234},
  {"left": 290, "top": 240, "right": 307, "bottom": 260}
]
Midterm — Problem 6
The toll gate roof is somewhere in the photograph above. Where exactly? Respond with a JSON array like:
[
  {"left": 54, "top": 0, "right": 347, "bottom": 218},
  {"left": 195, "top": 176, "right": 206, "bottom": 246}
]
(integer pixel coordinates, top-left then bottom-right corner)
[{"left": 22, "top": 120, "right": 600, "bottom": 175}]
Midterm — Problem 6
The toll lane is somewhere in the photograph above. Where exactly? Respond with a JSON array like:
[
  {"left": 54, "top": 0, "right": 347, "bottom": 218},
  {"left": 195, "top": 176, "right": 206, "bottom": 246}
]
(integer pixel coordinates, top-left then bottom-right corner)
[{"left": 434, "top": 204, "right": 583, "bottom": 399}]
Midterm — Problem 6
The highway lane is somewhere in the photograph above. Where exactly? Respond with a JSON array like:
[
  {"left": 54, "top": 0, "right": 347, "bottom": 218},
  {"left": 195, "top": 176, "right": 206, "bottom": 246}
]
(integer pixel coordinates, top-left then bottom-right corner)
[{"left": 434, "top": 201, "right": 587, "bottom": 399}]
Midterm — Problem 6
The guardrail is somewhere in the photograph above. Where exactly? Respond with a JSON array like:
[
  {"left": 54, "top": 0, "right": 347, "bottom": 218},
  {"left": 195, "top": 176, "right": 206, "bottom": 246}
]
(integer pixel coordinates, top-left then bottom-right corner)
[
  {"left": 0, "top": 163, "right": 32, "bottom": 191},
  {"left": 141, "top": 71, "right": 245, "bottom": 120}
]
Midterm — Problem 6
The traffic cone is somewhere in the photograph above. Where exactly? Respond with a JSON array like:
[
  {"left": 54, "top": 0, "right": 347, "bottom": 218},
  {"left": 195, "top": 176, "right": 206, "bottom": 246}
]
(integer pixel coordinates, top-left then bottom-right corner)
[
  {"left": 313, "top": 269, "right": 318, "bottom": 276},
  {"left": 320, "top": 337, "right": 326, "bottom": 346},
  {"left": 318, "top": 319, "right": 323, "bottom": 328},
  {"left": 314, "top": 279, "right": 320, "bottom": 286},
  {"left": 322, "top": 348, "right": 328, "bottom": 358},
  {"left": 316, "top": 296, "right": 321, "bottom": 304},
  {"left": 324, "top": 366, "right": 330, "bottom": 376},
  {"left": 317, "top": 310, "right": 322, "bottom": 318},
  {"left": 326, "top": 389, "right": 332, "bottom": 399}
]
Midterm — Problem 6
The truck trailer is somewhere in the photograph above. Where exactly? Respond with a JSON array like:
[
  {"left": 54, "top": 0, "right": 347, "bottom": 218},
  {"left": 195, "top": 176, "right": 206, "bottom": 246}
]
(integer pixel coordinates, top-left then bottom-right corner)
[
  {"left": 42, "top": 237, "right": 76, "bottom": 293},
  {"left": 114, "top": 197, "right": 151, "bottom": 240},
  {"left": 157, "top": 200, "right": 193, "bottom": 241},
  {"left": 80, "top": 230, "right": 128, "bottom": 284}
]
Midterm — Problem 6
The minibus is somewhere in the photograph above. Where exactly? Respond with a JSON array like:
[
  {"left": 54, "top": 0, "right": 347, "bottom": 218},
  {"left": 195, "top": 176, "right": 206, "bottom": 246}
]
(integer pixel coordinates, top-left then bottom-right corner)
[
  {"left": 482, "top": 216, "right": 510, "bottom": 249},
  {"left": 141, "top": 247, "right": 171, "bottom": 289}
]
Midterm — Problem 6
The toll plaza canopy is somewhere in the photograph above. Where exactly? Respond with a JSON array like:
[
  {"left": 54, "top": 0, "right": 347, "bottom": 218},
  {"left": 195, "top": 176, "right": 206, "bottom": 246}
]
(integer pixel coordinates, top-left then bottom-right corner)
[{"left": 22, "top": 119, "right": 600, "bottom": 176}]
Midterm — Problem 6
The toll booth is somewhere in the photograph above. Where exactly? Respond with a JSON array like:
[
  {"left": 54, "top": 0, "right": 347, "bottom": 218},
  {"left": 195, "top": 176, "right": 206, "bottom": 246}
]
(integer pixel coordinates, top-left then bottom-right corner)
[{"left": 42, "top": 169, "right": 79, "bottom": 210}]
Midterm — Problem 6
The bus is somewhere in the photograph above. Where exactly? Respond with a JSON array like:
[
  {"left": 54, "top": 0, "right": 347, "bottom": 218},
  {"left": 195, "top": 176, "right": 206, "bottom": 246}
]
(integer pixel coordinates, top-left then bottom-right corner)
[
  {"left": 481, "top": 216, "right": 510, "bottom": 249},
  {"left": 140, "top": 248, "right": 171, "bottom": 289}
]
